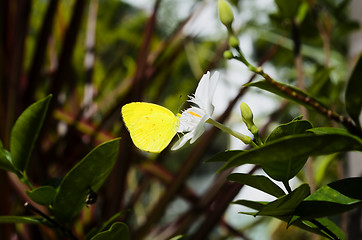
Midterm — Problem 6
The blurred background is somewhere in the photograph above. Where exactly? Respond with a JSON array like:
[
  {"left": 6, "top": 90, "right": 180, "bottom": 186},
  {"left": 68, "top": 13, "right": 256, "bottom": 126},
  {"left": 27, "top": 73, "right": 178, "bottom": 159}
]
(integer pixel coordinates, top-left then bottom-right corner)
[{"left": 1, "top": 0, "right": 361, "bottom": 239}]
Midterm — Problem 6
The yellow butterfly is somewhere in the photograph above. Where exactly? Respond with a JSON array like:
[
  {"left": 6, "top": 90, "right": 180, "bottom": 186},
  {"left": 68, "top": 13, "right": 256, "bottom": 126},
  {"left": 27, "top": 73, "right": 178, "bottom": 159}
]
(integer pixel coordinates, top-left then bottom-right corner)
[{"left": 121, "top": 102, "right": 180, "bottom": 153}]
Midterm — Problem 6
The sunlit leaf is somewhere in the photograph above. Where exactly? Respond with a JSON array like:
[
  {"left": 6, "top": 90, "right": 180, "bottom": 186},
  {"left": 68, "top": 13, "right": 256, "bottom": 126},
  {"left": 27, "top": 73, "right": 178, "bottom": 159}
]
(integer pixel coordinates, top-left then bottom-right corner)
[
  {"left": 10, "top": 95, "right": 52, "bottom": 172},
  {"left": 213, "top": 131, "right": 362, "bottom": 181},
  {"left": 293, "top": 185, "right": 362, "bottom": 221},
  {"left": 51, "top": 138, "right": 120, "bottom": 223},
  {"left": 265, "top": 117, "right": 312, "bottom": 142}
]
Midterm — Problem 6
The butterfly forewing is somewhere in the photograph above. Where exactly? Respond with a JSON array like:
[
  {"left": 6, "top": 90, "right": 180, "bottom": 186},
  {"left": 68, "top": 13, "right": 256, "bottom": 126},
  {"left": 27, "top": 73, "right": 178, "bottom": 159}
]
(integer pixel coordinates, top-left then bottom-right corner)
[{"left": 122, "top": 102, "right": 179, "bottom": 153}]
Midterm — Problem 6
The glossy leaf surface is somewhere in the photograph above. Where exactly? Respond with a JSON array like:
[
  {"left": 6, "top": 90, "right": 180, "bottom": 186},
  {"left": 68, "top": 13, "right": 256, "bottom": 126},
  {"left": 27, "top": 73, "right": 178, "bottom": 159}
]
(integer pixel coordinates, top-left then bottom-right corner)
[
  {"left": 26, "top": 186, "right": 57, "bottom": 206},
  {"left": 0, "top": 141, "right": 16, "bottom": 173},
  {"left": 51, "top": 138, "right": 120, "bottom": 223},
  {"left": 213, "top": 130, "right": 362, "bottom": 181},
  {"left": 10, "top": 95, "right": 52, "bottom": 172},
  {"left": 294, "top": 185, "right": 362, "bottom": 221}
]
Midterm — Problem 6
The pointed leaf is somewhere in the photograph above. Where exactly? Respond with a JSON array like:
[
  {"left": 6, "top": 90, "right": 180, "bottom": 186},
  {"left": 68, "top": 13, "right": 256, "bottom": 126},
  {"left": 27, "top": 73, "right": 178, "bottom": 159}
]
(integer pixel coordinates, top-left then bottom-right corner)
[
  {"left": 345, "top": 53, "right": 362, "bottom": 128},
  {"left": 294, "top": 185, "right": 362, "bottom": 221},
  {"left": 205, "top": 150, "right": 246, "bottom": 162},
  {"left": 275, "top": 0, "right": 302, "bottom": 18},
  {"left": 258, "top": 183, "right": 310, "bottom": 217},
  {"left": 10, "top": 95, "right": 52, "bottom": 172},
  {"left": 233, "top": 199, "right": 266, "bottom": 215},
  {"left": 169, "top": 235, "right": 184, "bottom": 240},
  {"left": 0, "top": 141, "right": 16, "bottom": 173},
  {"left": 266, "top": 118, "right": 312, "bottom": 143},
  {"left": 227, "top": 173, "right": 285, "bottom": 197},
  {"left": 308, "top": 127, "right": 362, "bottom": 142},
  {"left": 26, "top": 186, "right": 57, "bottom": 206},
  {"left": 90, "top": 222, "right": 129, "bottom": 240},
  {"left": 86, "top": 212, "right": 124, "bottom": 240},
  {"left": 52, "top": 138, "right": 120, "bottom": 223},
  {"left": 309, "top": 218, "right": 345, "bottom": 240},
  {"left": 328, "top": 177, "right": 362, "bottom": 200},
  {"left": 215, "top": 131, "right": 362, "bottom": 181},
  {"left": 0, "top": 216, "right": 46, "bottom": 224},
  {"left": 233, "top": 200, "right": 335, "bottom": 239}
]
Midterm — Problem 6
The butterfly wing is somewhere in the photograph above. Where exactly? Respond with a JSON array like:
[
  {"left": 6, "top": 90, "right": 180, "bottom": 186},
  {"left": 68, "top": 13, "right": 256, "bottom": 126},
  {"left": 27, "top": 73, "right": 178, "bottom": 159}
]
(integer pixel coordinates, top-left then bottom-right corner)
[{"left": 121, "top": 102, "right": 179, "bottom": 153}]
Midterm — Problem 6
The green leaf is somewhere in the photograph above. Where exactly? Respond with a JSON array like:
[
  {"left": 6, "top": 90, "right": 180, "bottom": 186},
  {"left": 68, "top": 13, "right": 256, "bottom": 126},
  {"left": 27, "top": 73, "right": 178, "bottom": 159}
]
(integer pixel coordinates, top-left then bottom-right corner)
[
  {"left": 309, "top": 218, "right": 346, "bottom": 240},
  {"left": 294, "top": 185, "right": 362, "bottom": 221},
  {"left": 51, "top": 138, "right": 120, "bottom": 223},
  {"left": 345, "top": 53, "right": 362, "bottom": 129},
  {"left": 86, "top": 212, "right": 124, "bottom": 240},
  {"left": 90, "top": 222, "right": 129, "bottom": 240},
  {"left": 10, "top": 95, "right": 52, "bottom": 172},
  {"left": 258, "top": 183, "right": 310, "bottom": 217},
  {"left": 308, "top": 127, "right": 362, "bottom": 143},
  {"left": 215, "top": 131, "right": 362, "bottom": 181},
  {"left": 233, "top": 199, "right": 336, "bottom": 239},
  {"left": 265, "top": 118, "right": 312, "bottom": 143},
  {"left": 26, "top": 186, "right": 57, "bottom": 206},
  {"left": 315, "top": 154, "right": 338, "bottom": 186},
  {"left": 233, "top": 199, "right": 267, "bottom": 212},
  {"left": 275, "top": 0, "right": 302, "bottom": 19},
  {"left": 227, "top": 173, "right": 285, "bottom": 197},
  {"left": 169, "top": 235, "right": 184, "bottom": 240},
  {"left": 205, "top": 150, "right": 245, "bottom": 162},
  {"left": 245, "top": 80, "right": 328, "bottom": 113},
  {"left": 0, "top": 216, "right": 45, "bottom": 224},
  {"left": 0, "top": 141, "right": 16, "bottom": 173},
  {"left": 328, "top": 177, "right": 362, "bottom": 200}
]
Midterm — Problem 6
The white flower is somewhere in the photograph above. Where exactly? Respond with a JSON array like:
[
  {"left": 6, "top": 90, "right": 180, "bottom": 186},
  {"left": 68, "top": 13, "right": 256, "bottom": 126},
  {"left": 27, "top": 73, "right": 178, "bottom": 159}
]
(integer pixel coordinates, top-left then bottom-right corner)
[{"left": 172, "top": 71, "right": 220, "bottom": 150}]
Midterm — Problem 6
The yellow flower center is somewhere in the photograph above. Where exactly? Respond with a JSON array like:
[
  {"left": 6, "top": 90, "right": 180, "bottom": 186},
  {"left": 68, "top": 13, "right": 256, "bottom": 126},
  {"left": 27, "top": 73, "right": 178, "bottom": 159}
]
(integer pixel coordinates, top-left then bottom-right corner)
[{"left": 188, "top": 111, "right": 201, "bottom": 118}]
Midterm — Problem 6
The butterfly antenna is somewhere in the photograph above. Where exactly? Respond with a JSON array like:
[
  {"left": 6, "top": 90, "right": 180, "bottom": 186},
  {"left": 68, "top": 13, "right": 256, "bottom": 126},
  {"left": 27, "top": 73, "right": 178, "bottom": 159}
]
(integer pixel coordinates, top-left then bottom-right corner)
[{"left": 177, "top": 95, "right": 185, "bottom": 113}]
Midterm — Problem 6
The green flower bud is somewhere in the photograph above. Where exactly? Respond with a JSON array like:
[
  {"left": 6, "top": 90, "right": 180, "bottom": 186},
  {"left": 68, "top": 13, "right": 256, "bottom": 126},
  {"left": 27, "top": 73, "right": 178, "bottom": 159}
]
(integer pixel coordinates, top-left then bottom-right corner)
[
  {"left": 240, "top": 102, "right": 258, "bottom": 135},
  {"left": 223, "top": 50, "right": 233, "bottom": 59},
  {"left": 229, "top": 35, "right": 239, "bottom": 48},
  {"left": 218, "top": 0, "right": 234, "bottom": 30}
]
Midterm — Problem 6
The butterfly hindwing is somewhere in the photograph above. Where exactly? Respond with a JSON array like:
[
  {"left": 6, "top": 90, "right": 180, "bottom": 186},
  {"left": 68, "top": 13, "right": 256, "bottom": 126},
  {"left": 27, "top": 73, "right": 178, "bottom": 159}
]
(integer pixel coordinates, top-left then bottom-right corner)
[{"left": 121, "top": 102, "right": 179, "bottom": 153}]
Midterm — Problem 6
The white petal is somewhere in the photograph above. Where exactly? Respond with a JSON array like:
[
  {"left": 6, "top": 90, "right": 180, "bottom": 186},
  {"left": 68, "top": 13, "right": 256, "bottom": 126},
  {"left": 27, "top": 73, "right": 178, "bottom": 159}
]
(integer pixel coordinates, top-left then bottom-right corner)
[
  {"left": 172, "top": 71, "right": 219, "bottom": 151},
  {"left": 194, "top": 71, "right": 211, "bottom": 101},
  {"left": 189, "top": 114, "right": 208, "bottom": 143},
  {"left": 171, "top": 132, "right": 193, "bottom": 150},
  {"left": 192, "top": 71, "right": 219, "bottom": 116}
]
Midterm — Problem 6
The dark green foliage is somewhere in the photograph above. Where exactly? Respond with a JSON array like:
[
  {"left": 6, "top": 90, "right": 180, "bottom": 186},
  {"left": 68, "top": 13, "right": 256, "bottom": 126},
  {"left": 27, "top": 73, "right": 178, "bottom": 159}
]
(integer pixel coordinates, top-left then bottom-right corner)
[
  {"left": 1, "top": 0, "right": 362, "bottom": 239},
  {"left": 345, "top": 54, "right": 362, "bottom": 129},
  {"left": 51, "top": 138, "right": 120, "bottom": 223},
  {"left": 10, "top": 95, "right": 51, "bottom": 172}
]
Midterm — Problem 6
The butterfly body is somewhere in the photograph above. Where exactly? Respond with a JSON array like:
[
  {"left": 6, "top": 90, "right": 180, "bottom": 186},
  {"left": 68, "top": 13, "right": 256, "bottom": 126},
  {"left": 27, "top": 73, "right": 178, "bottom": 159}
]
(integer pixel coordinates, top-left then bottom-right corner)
[{"left": 121, "top": 102, "right": 179, "bottom": 153}]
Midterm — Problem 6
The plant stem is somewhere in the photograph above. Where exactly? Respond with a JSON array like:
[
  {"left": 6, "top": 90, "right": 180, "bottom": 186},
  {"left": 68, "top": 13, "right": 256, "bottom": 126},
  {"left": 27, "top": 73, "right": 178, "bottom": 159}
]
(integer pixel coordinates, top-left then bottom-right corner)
[
  {"left": 20, "top": 172, "right": 35, "bottom": 190},
  {"left": 206, "top": 118, "right": 258, "bottom": 148},
  {"left": 24, "top": 202, "right": 78, "bottom": 240},
  {"left": 283, "top": 180, "right": 292, "bottom": 194}
]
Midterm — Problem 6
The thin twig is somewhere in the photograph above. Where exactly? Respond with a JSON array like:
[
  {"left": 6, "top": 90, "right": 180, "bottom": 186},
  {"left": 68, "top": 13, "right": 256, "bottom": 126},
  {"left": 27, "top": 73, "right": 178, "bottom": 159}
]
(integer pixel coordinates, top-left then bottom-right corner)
[{"left": 24, "top": 202, "right": 78, "bottom": 240}]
